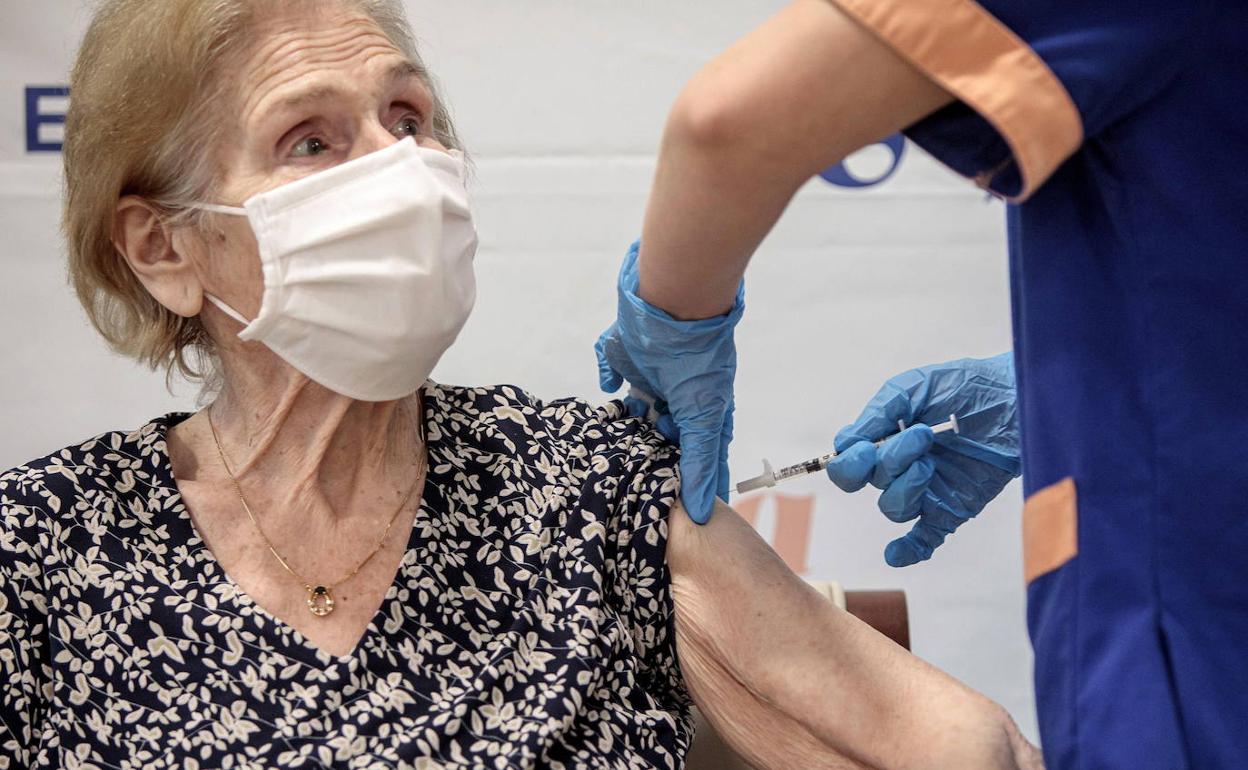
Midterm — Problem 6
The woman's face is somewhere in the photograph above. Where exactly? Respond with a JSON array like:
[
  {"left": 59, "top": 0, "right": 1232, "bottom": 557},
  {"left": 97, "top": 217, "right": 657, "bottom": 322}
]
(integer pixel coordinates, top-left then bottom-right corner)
[{"left": 193, "top": 4, "right": 448, "bottom": 321}]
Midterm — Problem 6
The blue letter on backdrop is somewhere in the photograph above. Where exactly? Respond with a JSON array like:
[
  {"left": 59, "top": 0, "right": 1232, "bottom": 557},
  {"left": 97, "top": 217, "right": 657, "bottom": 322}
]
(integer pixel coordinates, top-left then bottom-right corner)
[
  {"left": 820, "top": 133, "right": 906, "bottom": 188},
  {"left": 25, "top": 86, "right": 70, "bottom": 153}
]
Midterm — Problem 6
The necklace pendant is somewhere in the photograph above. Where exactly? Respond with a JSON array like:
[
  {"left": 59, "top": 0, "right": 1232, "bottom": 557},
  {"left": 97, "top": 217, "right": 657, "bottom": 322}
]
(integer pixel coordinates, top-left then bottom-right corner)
[{"left": 307, "top": 585, "right": 335, "bottom": 617}]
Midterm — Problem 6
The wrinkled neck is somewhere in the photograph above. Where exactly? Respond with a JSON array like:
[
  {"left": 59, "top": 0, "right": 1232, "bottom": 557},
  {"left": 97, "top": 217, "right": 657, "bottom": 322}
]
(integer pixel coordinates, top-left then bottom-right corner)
[{"left": 204, "top": 353, "right": 424, "bottom": 521}]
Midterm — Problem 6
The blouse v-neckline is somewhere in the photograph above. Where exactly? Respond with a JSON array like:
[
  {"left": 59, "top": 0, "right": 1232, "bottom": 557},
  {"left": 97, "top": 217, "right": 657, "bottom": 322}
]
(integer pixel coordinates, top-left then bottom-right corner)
[{"left": 149, "top": 408, "right": 438, "bottom": 670}]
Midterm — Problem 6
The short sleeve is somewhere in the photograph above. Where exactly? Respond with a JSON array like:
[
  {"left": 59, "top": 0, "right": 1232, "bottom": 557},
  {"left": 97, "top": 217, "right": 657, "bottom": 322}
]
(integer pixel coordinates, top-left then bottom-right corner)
[
  {"left": 613, "top": 418, "right": 685, "bottom": 698},
  {"left": 573, "top": 401, "right": 689, "bottom": 709},
  {"left": 829, "top": 0, "right": 1202, "bottom": 201},
  {"left": 0, "top": 471, "right": 50, "bottom": 768}
]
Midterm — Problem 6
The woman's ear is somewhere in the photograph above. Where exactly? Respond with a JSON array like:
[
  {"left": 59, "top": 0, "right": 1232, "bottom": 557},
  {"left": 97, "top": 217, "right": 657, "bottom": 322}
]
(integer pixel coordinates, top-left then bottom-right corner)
[{"left": 113, "top": 196, "right": 204, "bottom": 318}]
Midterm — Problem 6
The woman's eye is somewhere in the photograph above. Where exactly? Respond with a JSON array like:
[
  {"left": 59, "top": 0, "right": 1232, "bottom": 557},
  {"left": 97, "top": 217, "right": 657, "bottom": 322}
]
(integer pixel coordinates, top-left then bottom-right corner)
[
  {"left": 291, "top": 136, "right": 328, "bottom": 157},
  {"left": 391, "top": 115, "right": 424, "bottom": 138}
]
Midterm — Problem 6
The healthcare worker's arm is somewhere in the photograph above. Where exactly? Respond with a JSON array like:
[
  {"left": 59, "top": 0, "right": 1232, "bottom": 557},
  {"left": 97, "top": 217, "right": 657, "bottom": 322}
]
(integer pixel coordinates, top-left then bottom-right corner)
[
  {"left": 637, "top": 0, "right": 952, "bottom": 319},
  {"left": 669, "top": 499, "right": 1042, "bottom": 770},
  {"left": 597, "top": 0, "right": 955, "bottom": 523}
]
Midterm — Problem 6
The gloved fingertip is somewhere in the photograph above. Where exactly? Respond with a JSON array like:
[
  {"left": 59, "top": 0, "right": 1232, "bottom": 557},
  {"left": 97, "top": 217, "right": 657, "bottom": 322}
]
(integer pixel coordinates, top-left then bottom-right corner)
[
  {"left": 600, "top": 372, "right": 623, "bottom": 394},
  {"left": 595, "top": 348, "right": 624, "bottom": 392},
  {"left": 679, "top": 444, "right": 721, "bottom": 524},
  {"left": 826, "top": 441, "right": 877, "bottom": 493},
  {"left": 682, "top": 488, "right": 715, "bottom": 524},
  {"left": 832, "top": 425, "right": 863, "bottom": 455},
  {"left": 884, "top": 537, "right": 928, "bottom": 568},
  {"left": 621, "top": 396, "right": 650, "bottom": 420},
  {"left": 877, "top": 458, "right": 934, "bottom": 523},
  {"left": 655, "top": 413, "right": 679, "bottom": 443}
]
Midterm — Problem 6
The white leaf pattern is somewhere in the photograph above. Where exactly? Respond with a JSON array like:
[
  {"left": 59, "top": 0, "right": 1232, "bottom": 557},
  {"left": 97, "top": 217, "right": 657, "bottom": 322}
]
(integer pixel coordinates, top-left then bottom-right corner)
[{"left": 0, "top": 384, "right": 691, "bottom": 768}]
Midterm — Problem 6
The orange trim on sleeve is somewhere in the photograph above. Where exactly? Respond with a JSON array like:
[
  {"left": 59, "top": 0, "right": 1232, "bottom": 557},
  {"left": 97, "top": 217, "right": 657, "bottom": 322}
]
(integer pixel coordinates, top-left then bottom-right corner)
[
  {"left": 1023, "top": 477, "right": 1079, "bottom": 583},
  {"left": 830, "top": 0, "right": 1083, "bottom": 202}
]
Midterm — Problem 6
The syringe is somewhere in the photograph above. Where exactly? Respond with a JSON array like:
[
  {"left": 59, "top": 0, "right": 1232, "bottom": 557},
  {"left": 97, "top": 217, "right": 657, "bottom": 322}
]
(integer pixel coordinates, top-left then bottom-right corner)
[{"left": 735, "top": 415, "right": 960, "bottom": 495}]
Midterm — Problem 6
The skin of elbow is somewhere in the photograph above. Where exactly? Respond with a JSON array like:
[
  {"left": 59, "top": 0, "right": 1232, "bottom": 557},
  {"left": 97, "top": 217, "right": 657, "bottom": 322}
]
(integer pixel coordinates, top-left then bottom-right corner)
[
  {"left": 934, "top": 702, "right": 1041, "bottom": 770},
  {"left": 665, "top": 76, "right": 798, "bottom": 175},
  {"left": 667, "top": 78, "right": 744, "bottom": 151}
]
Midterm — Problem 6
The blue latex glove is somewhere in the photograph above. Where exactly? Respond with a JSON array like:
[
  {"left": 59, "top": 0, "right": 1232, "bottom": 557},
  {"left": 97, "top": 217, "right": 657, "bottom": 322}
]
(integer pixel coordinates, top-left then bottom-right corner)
[
  {"left": 595, "top": 241, "right": 744, "bottom": 524},
  {"left": 826, "top": 353, "right": 1022, "bottom": 567}
]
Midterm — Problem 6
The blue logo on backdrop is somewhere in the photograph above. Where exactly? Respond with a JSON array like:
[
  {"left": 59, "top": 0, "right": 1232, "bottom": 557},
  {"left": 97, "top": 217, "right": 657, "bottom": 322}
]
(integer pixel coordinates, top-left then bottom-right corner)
[
  {"left": 25, "top": 86, "right": 70, "bottom": 153},
  {"left": 819, "top": 133, "right": 906, "bottom": 188}
]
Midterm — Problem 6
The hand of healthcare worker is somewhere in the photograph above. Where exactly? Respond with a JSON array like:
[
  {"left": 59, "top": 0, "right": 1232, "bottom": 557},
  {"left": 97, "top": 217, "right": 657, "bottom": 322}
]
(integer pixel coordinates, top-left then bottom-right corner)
[
  {"left": 826, "top": 353, "right": 1022, "bottom": 567},
  {"left": 595, "top": 241, "right": 745, "bottom": 524}
]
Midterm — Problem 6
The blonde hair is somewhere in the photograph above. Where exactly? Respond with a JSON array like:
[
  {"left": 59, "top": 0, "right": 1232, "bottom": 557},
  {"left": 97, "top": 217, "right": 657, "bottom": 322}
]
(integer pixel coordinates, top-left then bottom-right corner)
[{"left": 63, "top": 0, "right": 460, "bottom": 386}]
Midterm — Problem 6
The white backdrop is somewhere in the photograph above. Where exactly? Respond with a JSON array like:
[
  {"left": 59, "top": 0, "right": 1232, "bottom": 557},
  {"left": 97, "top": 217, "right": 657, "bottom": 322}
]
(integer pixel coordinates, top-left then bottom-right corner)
[{"left": 0, "top": 0, "right": 1036, "bottom": 742}]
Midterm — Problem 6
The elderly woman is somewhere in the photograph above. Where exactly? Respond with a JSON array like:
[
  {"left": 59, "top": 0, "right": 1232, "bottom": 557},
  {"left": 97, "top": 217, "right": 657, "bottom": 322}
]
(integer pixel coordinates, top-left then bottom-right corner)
[{"left": 0, "top": 1, "right": 1040, "bottom": 768}]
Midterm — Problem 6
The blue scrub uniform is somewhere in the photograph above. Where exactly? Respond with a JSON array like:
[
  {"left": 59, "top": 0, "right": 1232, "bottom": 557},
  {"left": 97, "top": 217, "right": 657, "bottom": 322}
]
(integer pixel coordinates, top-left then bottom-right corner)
[{"left": 827, "top": 1, "right": 1248, "bottom": 767}]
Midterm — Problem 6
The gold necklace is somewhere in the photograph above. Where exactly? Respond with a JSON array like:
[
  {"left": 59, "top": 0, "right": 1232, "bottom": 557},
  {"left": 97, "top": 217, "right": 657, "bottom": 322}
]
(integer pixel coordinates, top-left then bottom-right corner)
[{"left": 205, "top": 400, "right": 426, "bottom": 618}]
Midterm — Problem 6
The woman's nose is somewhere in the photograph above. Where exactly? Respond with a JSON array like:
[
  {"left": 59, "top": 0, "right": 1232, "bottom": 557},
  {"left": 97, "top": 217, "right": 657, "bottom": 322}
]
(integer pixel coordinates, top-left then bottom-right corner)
[
  {"left": 352, "top": 122, "right": 403, "bottom": 160},
  {"left": 351, "top": 122, "right": 450, "bottom": 161}
]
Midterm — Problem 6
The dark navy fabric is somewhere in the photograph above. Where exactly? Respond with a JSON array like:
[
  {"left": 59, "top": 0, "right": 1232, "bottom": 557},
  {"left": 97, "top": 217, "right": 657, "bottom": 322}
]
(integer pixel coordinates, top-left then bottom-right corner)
[
  {"left": 0, "top": 384, "right": 692, "bottom": 769},
  {"left": 903, "top": 2, "right": 1248, "bottom": 768}
]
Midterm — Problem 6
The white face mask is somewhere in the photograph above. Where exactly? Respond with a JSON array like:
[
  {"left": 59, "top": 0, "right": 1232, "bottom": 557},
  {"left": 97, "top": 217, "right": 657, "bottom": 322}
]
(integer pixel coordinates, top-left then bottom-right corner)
[{"left": 194, "top": 137, "right": 478, "bottom": 402}]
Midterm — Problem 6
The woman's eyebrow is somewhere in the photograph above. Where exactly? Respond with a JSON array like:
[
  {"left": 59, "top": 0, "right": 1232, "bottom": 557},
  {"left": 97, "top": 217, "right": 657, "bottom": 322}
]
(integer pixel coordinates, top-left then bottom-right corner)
[
  {"left": 385, "top": 60, "right": 427, "bottom": 89},
  {"left": 385, "top": 60, "right": 434, "bottom": 105}
]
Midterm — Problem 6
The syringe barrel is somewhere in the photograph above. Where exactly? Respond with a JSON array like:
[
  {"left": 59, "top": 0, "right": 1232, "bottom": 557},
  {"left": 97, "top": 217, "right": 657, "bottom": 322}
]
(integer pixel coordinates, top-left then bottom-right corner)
[
  {"left": 741, "top": 415, "right": 958, "bottom": 492},
  {"left": 774, "top": 457, "right": 826, "bottom": 482},
  {"left": 772, "top": 466, "right": 807, "bottom": 482}
]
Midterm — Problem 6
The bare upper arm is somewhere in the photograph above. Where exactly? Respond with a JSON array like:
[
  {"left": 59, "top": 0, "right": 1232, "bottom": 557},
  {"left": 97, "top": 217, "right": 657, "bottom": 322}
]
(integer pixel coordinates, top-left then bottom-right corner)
[
  {"left": 637, "top": 0, "right": 956, "bottom": 319},
  {"left": 668, "top": 500, "right": 874, "bottom": 769},
  {"left": 672, "top": 0, "right": 954, "bottom": 183},
  {"left": 666, "top": 499, "right": 1039, "bottom": 770}
]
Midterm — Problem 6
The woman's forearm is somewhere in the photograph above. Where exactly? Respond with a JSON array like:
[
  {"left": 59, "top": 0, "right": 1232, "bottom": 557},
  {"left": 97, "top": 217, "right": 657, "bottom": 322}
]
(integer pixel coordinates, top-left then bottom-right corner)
[
  {"left": 677, "top": 623, "right": 877, "bottom": 770},
  {"left": 636, "top": 0, "right": 952, "bottom": 320},
  {"left": 668, "top": 500, "right": 1039, "bottom": 769}
]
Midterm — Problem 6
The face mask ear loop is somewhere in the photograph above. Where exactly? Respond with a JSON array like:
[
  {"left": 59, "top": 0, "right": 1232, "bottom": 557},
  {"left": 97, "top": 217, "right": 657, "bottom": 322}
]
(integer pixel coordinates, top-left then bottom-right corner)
[
  {"left": 204, "top": 293, "right": 254, "bottom": 328},
  {"left": 189, "top": 202, "right": 253, "bottom": 330},
  {"left": 189, "top": 202, "right": 248, "bottom": 216}
]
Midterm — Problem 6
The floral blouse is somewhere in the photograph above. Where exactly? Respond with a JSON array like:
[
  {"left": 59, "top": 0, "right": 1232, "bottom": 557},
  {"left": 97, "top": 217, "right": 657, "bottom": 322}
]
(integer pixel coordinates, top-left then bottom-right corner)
[{"left": 0, "top": 384, "right": 692, "bottom": 769}]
